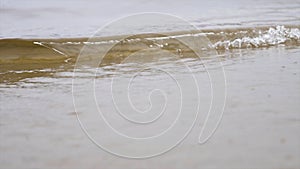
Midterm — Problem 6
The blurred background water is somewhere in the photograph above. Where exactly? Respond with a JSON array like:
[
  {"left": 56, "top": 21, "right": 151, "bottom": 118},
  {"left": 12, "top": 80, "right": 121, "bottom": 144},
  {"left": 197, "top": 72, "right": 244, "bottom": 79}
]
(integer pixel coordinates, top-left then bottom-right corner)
[{"left": 1, "top": 0, "right": 300, "bottom": 38}]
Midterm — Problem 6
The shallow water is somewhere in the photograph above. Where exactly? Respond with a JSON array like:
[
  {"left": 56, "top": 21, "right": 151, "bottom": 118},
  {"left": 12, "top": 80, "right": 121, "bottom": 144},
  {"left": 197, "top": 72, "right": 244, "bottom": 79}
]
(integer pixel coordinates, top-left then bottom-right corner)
[
  {"left": 1, "top": 45, "right": 299, "bottom": 168},
  {"left": 1, "top": 0, "right": 300, "bottom": 168}
]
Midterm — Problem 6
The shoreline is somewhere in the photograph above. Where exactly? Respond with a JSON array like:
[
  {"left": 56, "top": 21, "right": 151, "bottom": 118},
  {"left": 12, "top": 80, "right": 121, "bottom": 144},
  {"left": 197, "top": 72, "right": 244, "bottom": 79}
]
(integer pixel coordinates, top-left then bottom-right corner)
[{"left": 0, "top": 25, "right": 299, "bottom": 63}]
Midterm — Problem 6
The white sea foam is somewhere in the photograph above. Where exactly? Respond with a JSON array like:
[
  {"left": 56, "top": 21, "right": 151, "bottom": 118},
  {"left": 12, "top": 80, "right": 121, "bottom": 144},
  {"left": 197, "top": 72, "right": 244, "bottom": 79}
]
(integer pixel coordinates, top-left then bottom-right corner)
[{"left": 213, "top": 26, "right": 300, "bottom": 50}]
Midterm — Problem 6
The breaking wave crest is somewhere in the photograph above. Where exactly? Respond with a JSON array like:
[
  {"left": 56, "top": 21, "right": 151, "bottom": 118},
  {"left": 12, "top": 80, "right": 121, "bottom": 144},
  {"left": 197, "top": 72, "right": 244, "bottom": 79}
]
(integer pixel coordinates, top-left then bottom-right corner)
[{"left": 212, "top": 26, "right": 300, "bottom": 49}]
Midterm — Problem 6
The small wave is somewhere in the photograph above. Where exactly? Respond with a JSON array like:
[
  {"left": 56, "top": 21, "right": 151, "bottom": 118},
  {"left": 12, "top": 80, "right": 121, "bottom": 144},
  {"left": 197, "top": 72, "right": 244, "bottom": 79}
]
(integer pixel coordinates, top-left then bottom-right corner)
[
  {"left": 30, "top": 25, "right": 300, "bottom": 51},
  {"left": 1, "top": 25, "right": 300, "bottom": 63}
]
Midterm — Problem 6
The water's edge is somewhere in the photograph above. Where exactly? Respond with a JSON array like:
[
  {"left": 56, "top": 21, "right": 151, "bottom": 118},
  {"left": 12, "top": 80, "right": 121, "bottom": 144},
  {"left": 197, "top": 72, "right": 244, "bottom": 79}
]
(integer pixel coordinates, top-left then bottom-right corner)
[{"left": 1, "top": 25, "right": 299, "bottom": 63}]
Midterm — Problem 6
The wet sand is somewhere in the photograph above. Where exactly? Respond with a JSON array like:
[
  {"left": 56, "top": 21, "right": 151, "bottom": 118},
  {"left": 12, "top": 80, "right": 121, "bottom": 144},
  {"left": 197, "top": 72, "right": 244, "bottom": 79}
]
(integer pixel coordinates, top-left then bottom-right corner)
[{"left": 0, "top": 45, "right": 299, "bottom": 168}]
